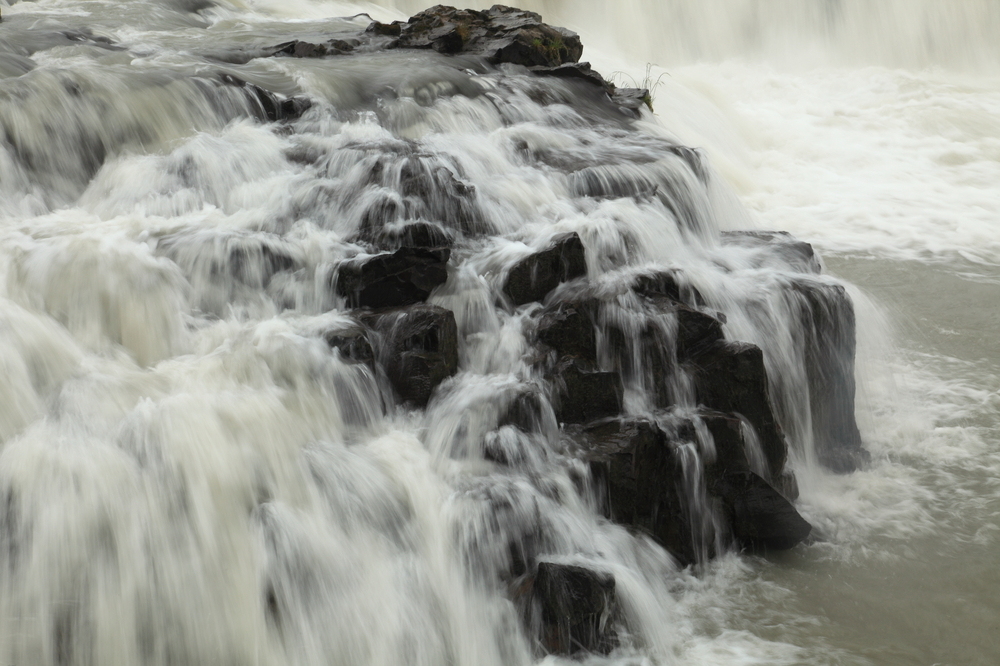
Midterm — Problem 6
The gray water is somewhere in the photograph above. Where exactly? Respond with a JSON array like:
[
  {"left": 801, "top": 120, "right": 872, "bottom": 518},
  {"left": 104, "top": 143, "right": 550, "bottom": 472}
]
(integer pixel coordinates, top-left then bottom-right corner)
[{"left": 1, "top": 0, "right": 998, "bottom": 664}]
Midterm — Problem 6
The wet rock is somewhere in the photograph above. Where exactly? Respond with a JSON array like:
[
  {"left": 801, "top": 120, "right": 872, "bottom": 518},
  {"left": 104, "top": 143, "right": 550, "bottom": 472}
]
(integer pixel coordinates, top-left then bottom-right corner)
[
  {"left": 366, "top": 21, "right": 404, "bottom": 37},
  {"left": 228, "top": 242, "right": 296, "bottom": 289},
  {"left": 536, "top": 299, "right": 597, "bottom": 360},
  {"left": 579, "top": 417, "right": 699, "bottom": 565},
  {"left": 218, "top": 73, "right": 312, "bottom": 122},
  {"left": 323, "top": 323, "right": 374, "bottom": 366},
  {"left": 647, "top": 298, "right": 724, "bottom": 362},
  {"left": 552, "top": 360, "right": 622, "bottom": 424},
  {"left": 721, "top": 230, "right": 822, "bottom": 274},
  {"left": 688, "top": 341, "right": 787, "bottom": 479},
  {"left": 269, "top": 38, "right": 356, "bottom": 57},
  {"left": 336, "top": 247, "right": 450, "bottom": 309},
  {"left": 372, "top": 221, "right": 453, "bottom": 251},
  {"left": 530, "top": 61, "right": 610, "bottom": 91},
  {"left": 632, "top": 269, "right": 704, "bottom": 306},
  {"left": 504, "top": 232, "right": 587, "bottom": 306},
  {"left": 498, "top": 387, "right": 548, "bottom": 433},
  {"left": 359, "top": 304, "right": 458, "bottom": 406},
  {"left": 610, "top": 87, "right": 652, "bottom": 117},
  {"left": 397, "top": 5, "right": 583, "bottom": 68},
  {"left": 532, "top": 562, "right": 617, "bottom": 656},
  {"left": 789, "top": 278, "right": 869, "bottom": 472},
  {"left": 711, "top": 471, "right": 812, "bottom": 551}
]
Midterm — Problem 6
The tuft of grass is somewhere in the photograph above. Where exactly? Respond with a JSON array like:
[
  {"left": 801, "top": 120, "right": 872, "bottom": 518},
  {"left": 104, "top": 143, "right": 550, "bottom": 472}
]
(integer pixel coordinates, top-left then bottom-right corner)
[{"left": 608, "top": 63, "right": 669, "bottom": 112}]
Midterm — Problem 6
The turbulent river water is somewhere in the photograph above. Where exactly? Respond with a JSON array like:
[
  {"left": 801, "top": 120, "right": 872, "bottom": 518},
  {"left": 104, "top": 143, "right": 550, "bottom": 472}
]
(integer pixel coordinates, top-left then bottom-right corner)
[{"left": 1, "top": 0, "right": 998, "bottom": 665}]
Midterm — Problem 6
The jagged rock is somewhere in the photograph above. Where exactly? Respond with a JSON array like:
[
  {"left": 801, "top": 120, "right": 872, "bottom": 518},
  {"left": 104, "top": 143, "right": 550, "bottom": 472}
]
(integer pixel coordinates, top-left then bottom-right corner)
[
  {"left": 270, "top": 38, "right": 356, "bottom": 57},
  {"left": 610, "top": 88, "right": 651, "bottom": 117},
  {"left": 372, "top": 221, "right": 453, "bottom": 251},
  {"left": 552, "top": 360, "right": 621, "bottom": 424},
  {"left": 721, "top": 230, "right": 822, "bottom": 274},
  {"left": 397, "top": 5, "right": 583, "bottom": 67},
  {"left": 789, "top": 278, "right": 869, "bottom": 472},
  {"left": 632, "top": 269, "right": 704, "bottom": 306},
  {"left": 532, "top": 562, "right": 617, "bottom": 656},
  {"left": 336, "top": 247, "right": 450, "bottom": 309},
  {"left": 688, "top": 341, "right": 787, "bottom": 479},
  {"left": 218, "top": 73, "right": 312, "bottom": 122},
  {"left": 504, "top": 232, "right": 587, "bottom": 306},
  {"left": 537, "top": 299, "right": 597, "bottom": 360},
  {"left": 358, "top": 304, "right": 458, "bottom": 406},
  {"left": 711, "top": 471, "right": 812, "bottom": 551},
  {"left": 530, "top": 61, "right": 610, "bottom": 91},
  {"left": 323, "top": 323, "right": 374, "bottom": 366}
]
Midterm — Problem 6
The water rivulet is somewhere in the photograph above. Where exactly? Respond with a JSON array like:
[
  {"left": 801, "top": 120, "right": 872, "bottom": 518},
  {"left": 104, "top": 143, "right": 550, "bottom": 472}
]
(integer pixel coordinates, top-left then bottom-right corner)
[{"left": 0, "top": 3, "right": 871, "bottom": 664}]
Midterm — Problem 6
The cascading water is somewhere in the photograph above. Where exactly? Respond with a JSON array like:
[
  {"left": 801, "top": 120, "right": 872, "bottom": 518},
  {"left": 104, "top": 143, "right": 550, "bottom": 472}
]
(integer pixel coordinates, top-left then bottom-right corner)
[{"left": 1, "top": 0, "right": 998, "bottom": 665}]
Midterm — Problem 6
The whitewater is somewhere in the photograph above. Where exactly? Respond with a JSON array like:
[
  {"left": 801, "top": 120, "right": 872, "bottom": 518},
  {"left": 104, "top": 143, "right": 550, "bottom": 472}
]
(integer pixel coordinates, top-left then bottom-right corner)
[{"left": 0, "top": 0, "right": 998, "bottom": 665}]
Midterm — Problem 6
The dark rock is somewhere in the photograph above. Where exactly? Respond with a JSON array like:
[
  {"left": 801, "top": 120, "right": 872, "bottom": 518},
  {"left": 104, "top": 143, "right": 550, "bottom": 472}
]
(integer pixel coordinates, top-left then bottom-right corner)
[
  {"left": 336, "top": 247, "right": 450, "bottom": 309},
  {"left": 373, "top": 221, "right": 453, "bottom": 251},
  {"left": 579, "top": 417, "right": 701, "bottom": 565},
  {"left": 366, "top": 21, "right": 404, "bottom": 37},
  {"left": 504, "top": 232, "right": 587, "bottom": 306},
  {"left": 218, "top": 73, "right": 312, "bottom": 122},
  {"left": 498, "top": 387, "right": 547, "bottom": 433},
  {"left": 532, "top": 562, "right": 617, "bottom": 656},
  {"left": 646, "top": 297, "right": 724, "bottom": 362},
  {"left": 788, "top": 278, "right": 869, "bottom": 472},
  {"left": 270, "top": 38, "right": 356, "bottom": 57},
  {"left": 711, "top": 471, "right": 812, "bottom": 551},
  {"left": 323, "top": 324, "right": 374, "bottom": 365},
  {"left": 688, "top": 341, "right": 787, "bottom": 479},
  {"left": 397, "top": 5, "right": 583, "bottom": 68},
  {"left": 537, "top": 300, "right": 597, "bottom": 360},
  {"left": 530, "top": 61, "right": 610, "bottom": 92},
  {"left": 359, "top": 304, "right": 458, "bottom": 406},
  {"left": 610, "top": 88, "right": 651, "bottom": 117},
  {"left": 632, "top": 269, "right": 704, "bottom": 306},
  {"left": 721, "top": 231, "right": 822, "bottom": 274},
  {"left": 227, "top": 240, "right": 296, "bottom": 289},
  {"left": 552, "top": 360, "right": 621, "bottom": 424}
]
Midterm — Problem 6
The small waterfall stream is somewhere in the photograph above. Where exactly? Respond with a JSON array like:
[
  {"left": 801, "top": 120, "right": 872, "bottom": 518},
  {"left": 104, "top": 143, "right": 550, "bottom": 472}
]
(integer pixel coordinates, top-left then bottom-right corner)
[{"left": 4, "top": 1, "right": 996, "bottom": 665}]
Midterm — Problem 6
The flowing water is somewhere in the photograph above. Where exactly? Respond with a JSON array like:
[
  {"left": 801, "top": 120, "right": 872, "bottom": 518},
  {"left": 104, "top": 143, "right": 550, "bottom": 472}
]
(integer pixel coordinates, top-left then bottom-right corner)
[{"left": 1, "top": 0, "right": 998, "bottom": 664}]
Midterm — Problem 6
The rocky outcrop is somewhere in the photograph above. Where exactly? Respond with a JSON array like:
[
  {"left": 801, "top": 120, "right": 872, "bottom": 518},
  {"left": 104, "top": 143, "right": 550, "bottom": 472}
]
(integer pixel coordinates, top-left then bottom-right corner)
[
  {"left": 504, "top": 232, "right": 587, "bottom": 306},
  {"left": 358, "top": 304, "right": 458, "bottom": 406},
  {"left": 530, "top": 562, "right": 618, "bottom": 656},
  {"left": 218, "top": 73, "right": 312, "bottom": 122},
  {"left": 392, "top": 5, "right": 583, "bottom": 67},
  {"left": 336, "top": 247, "right": 450, "bottom": 309},
  {"left": 687, "top": 341, "right": 787, "bottom": 480}
]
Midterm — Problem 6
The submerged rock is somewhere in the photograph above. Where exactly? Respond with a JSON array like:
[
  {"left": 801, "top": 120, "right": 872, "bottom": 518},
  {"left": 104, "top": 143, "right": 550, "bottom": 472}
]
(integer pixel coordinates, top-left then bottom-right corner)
[
  {"left": 218, "top": 73, "right": 312, "bottom": 122},
  {"left": 323, "top": 323, "right": 375, "bottom": 366},
  {"left": 531, "top": 561, "right": 618, "bottom": 656},
  {"left": 358, "top": 304, "right": 458, "bottom": 406},
  {"left": 504, "top": 232, "right": 587, "bottom": 306},
  {"left": 336, "top": 247, "right": 450, "bottom": 309}
]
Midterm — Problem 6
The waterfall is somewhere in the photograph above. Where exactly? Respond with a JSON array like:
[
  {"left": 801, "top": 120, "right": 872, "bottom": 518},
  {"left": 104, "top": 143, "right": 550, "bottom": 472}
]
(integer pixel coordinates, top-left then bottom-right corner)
[{"left": 2, "top": 0, "right": 997, "bottom": 665}]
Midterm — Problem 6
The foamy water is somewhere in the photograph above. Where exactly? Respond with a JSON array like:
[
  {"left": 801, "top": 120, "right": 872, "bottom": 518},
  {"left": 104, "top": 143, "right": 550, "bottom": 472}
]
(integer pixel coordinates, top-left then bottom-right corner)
[{"left": 1, "top": 0, "right": 998, "bottom": 664}]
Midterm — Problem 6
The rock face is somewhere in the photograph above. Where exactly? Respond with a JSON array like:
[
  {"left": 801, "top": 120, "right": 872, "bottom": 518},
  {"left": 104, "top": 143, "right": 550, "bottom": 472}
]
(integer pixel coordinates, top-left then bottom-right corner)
[
  {"left": 504, "top": 232, "right": 587, "bottom": 306},
  {"left": 358, "top": 304, "right": 458, "bottom": 406},
  {"left": 711, "top": 471, "right": 812, "bottom": 550},
  {"left": 536, "top": 299, "right": 597, "bottom": 359},
  {"left": 531, "top": 562, "right": 617, "bottom": 656},
  {"left": 394, "top": 5, "right": 584, "bottom": 67},
  {"left": 688, "top": 341, "right": 787, "bottom": 480},
  {"left": 336, "top": 247, "right": 450, "bottom": 309},
  {"left": 552, "top": 360, "right": 622, "bottom": 424}
]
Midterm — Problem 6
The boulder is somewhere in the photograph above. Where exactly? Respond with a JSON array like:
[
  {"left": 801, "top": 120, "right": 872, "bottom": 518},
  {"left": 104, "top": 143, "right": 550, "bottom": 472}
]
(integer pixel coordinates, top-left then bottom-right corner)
[
  {"left": 536, "top": 299, "right": 597, "bottom": 360},
  {"left": 632, "top": 269, "right": 704, "bottom": 306},
  {"left": 323, "top": 323, "right": 374, "bottom": 366},
  {"left": 610, "top": 87, "right": 651, "bottom": 117},
  {"left": 397, "top": 5, "right": 583, "bottom": 68},
  {"left": 552, "top": 360, "right": 621, "bottom": 424},
  {"left": 358, "top": 304, "right": 458, "bottom": 406},
  {"left": 269, "top": 38, "right": 356, "bottom": 57},
  {"left": 688, "top": 341, "right": 787, "bottom": 479},
  {"left": 788, "top": 278, "right": 869, "bottom": 473},
  {"left": 336, "top": 247, "right": 450, "bottom": 309},
  {"left": 720, "top": 230, "right": 821, "bottom": 274},
  {"left": 711, "top": 471, "right": 812, "bottom": 551},
  {"left": 532, "top": 562, "right": 617, "bottom": 656},
  {"left": 218, "top": 73, "right": 312, "bottom": 122},
  {"left": 372, "top": 221, "right": 453, "bottom": 251},
  {"left": 504, "top": 232, "right": 587, "bottom": 306}
]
